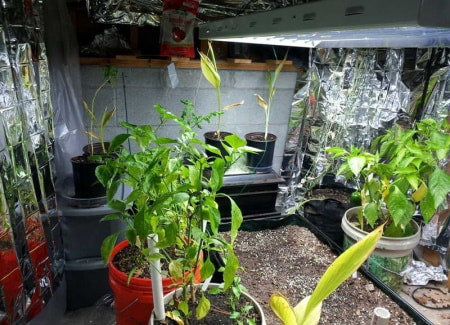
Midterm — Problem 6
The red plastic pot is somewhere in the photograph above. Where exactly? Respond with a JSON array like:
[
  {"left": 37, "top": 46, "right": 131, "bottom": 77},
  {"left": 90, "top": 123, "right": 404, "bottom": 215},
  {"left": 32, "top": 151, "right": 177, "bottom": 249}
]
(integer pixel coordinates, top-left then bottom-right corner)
[
  {"left": 0, "top": 249, "right": 23, "bottom": 325},
  {"left": 109, "top": 241, "right": 202, "bottom": 325}
]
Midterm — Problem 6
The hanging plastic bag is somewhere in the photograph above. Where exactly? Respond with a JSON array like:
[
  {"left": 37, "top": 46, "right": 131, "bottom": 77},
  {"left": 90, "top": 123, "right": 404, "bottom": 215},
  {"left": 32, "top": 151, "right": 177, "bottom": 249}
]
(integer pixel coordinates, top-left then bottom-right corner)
[{"left": 160, "top": 0, "right": 199, "bottom": 58}]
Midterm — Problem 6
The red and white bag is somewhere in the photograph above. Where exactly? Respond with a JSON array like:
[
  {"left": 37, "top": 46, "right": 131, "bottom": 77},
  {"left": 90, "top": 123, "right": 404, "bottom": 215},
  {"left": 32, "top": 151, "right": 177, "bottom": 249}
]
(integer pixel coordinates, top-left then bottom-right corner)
[{"left": 160, "top": 0, "right": 200, "bottom": 58}]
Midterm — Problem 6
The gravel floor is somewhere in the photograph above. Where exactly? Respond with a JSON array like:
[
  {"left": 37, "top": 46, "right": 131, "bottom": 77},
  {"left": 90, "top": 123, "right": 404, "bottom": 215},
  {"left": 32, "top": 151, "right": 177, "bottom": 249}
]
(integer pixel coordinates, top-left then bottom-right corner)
[{"left": 234, "top": 225, "right": 414, "bottom": 325}]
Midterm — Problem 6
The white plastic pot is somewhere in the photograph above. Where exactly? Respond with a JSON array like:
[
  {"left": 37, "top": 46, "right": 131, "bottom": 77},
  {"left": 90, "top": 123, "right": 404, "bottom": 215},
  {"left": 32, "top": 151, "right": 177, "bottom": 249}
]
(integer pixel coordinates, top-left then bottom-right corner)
[
  {"left": 149, "top": 283, "right": 266, "bottom": 325},
  {"left": 342, "top": 206, "right": 421, "bottom": 291},
  {"left": 342, "top": 207, "right": 421, "bottom": 258}
]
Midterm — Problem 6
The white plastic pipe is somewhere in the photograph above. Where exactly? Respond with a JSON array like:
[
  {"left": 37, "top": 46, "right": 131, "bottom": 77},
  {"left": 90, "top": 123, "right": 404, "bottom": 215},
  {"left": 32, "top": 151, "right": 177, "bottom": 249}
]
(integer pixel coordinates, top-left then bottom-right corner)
[
  {"left": 148, "top": 234, "right": 165, "bottom": 323},
  {"left": 370, "top": 307, "right": 390, "bottom": 325}
]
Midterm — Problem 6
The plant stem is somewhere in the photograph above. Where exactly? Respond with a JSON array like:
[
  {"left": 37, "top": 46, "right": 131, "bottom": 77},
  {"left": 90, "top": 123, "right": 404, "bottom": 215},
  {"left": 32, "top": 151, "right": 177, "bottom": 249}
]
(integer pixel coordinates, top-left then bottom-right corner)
[{"left": 216, "top": 88, "right": 222, "bottom": 138}]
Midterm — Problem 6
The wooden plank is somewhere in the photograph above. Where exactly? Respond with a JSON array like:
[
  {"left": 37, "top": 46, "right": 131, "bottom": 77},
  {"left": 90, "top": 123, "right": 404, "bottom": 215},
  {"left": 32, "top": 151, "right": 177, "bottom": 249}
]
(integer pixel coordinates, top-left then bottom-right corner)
[
  {"left": 80, "top": 57, "right": 298, "bottom": 71},
  {"left": 227, "top": 58, "right": 252, "bottom": 64}
]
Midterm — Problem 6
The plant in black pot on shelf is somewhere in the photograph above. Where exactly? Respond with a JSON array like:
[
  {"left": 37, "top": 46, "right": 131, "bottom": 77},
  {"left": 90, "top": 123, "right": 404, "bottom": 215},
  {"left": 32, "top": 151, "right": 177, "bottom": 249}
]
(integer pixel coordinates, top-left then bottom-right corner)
[
  {"left": 71, "top": 67, "right": 118, "bottom": 199},
  {"left": 327, "top": 117, "right": 450, "bottom": 290},
  {"left": 200, "top": 41, "right": 244, "bottom": 157},
  {"left": 98, "top": 102, "right": 262, "bottom": 325},
  {"left": 245, "top": 55, "right": 287, "bottom": 173}
]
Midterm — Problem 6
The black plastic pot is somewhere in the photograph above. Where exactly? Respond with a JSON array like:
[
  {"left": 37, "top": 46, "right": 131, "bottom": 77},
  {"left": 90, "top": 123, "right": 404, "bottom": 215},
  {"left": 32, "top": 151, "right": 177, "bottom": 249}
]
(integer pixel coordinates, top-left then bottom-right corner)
[
  {"left": 204, "top": 131, "right": 232, "bottom": 158},
  {"left": 245, "top": 132, "right": 276, "bottom": 173},
  {"left": 82, "top": 142, "right": 110, "bottom": 156},
  {"left": 71, "top": 156, "right": 105, "bottom": 198}
]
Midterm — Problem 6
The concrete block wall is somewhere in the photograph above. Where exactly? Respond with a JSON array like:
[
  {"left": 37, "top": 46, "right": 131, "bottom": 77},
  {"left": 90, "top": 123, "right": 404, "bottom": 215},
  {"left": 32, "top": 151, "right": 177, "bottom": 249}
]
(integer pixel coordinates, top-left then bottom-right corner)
[{"left": 80, "top": 66, "right": 297, "bottom": 172}]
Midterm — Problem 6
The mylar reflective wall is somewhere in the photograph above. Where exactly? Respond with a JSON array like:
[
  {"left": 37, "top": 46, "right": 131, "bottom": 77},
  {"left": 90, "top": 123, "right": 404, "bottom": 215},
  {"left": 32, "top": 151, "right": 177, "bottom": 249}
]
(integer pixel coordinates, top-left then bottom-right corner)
[{"left": 0, "top": 1, "right": 62, "bottom": 324}]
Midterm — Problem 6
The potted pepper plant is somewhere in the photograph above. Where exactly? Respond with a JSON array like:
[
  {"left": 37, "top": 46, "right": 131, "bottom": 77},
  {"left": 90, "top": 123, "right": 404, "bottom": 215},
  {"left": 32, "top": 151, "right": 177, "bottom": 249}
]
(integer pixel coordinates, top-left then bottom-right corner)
[
  {"left": 245, "top": 55, "right": 287, "bottom": 173},
  {"left": 200, "top": 41, "right": 244, "bottom": 157},
  {"left": 71, "top": 66, "right": 118, "bottom": 198},
  {"left": 98, "top": 101, "right": 260, "bottom": 324},
  {"left": 327, "top": 117, "right": 450, "bottom": 290}
]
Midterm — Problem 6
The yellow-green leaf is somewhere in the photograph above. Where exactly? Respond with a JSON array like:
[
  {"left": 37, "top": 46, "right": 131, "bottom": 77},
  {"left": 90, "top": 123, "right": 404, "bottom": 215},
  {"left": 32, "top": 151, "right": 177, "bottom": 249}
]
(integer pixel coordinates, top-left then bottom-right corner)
[
  {"left": 304, "top": 225, "right": 383, "bottom": 319},
  {"left": 412, "top": 183, "right": 427, "bottom": 202},
  {"left": 101, "top": 108, "right": 116, "bottom": 128},
  {"left": 223, "top": 100, "right": 244, "bottom": 111},
  {"left": 254, "top": 93, "right": 268, "bottom": 110},
  {"left": 166, "top": 311, "right": 184, "bottom": 325},
  {"left": 83, "top": 101, "right": 95, "bottom": 120},
  {"left": 199, "top": 51, "right": 220, "bottom": 89},
  {"left": 294, "top": 296, "right": 321, "bottom": 325},
  {"left": 196, "top": 294, "right": 210, "bottom": 320},
  {"left": 84, "top": 131, "right": 100, "bottom": 140},
  {"left": 169, "top": 260, "right": 183, "bottom": 279},
  {"left": 269, "top": 293, "right": 296, "bottom": 325}
]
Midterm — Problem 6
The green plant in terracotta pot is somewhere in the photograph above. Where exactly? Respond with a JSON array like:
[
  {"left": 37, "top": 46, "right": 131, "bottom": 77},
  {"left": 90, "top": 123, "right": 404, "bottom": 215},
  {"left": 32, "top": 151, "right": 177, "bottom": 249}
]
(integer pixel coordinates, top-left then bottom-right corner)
[
  {"left": 327, "top": 117, "right": 450, "bottom": 290},
  {"left": 200, "top": 41, "right": 244, "bottom": 157},
  {"left": 245, "top": 55, "right": 287, "bottom": 173},
  {"left": 98, "top": 101, "right": 261, "bottom": 324}
]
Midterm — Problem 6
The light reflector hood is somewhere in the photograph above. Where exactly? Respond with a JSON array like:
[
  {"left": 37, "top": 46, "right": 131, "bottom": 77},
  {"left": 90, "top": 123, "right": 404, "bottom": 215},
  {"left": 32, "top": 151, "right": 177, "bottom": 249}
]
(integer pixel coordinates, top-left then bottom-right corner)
[{"left": 199, "top": 0, "right": 450, "bottom": 48}]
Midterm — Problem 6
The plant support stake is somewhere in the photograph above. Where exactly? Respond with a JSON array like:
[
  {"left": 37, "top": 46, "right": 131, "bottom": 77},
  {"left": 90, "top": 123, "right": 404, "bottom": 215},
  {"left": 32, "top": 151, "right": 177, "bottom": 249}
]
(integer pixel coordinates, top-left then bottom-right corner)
[{"left": 148, "top": 234, "right": 165, "bottom": 322}]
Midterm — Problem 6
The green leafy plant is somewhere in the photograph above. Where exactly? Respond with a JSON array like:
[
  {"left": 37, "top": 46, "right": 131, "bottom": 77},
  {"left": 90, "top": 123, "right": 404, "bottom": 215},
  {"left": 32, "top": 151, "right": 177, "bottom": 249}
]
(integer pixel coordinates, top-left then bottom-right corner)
[
  {"left": 84, "top": 66, "right": 118, "bottom": 155},
  {"left": 269, "top": 224, "right": 383, "bottom": 325},
  {"left": 199, "top": 42, "right": 243, "bottom": 138},
  {"left": 254, "top": 54, "right": 287, "bottom": 140},
  {"left": 98, "top": 101, "right": 256, "bottom": 323},
  {"left": 327, "top": 118, "right": 450, "bottom": 237}
]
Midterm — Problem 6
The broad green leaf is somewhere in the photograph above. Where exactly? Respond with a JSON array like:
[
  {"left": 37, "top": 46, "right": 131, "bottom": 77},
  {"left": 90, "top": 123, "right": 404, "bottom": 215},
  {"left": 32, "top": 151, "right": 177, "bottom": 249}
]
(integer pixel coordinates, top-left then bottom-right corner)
[
  {"left": 108, "top": 199, "right": 126, "bottom": 212},
  {"left": 386, "top": 185, "right": 410, "bottom": 227},
  {"left": 412, "top": 183, "right": 427, "bottom": 202},
  {"left": 107, "top": 180, "right": 120, "bottom": 201},
  {"left": 125, "top": 228, "right": 137, "bottom": 246},
  {"left": 326, "top": 147, "right": 348, "bottom": 157},
  {"left": 196, "top": 294, "right": 210, "bottom": 320},
  {"left": 134, "top": 210, "right": 151, "bottom": 239},
  {"left": 95, "top": 164, "right": 113, "bottom": 186},
  {"left": 420, "top": 190, "right": 435, "bottom": 223},
  {"left": 294, "top": 296, "right": 321, "bottom": 325},
  {"left": 230, "top": 198, "right": 243, "bottom": 245},
  {"left": 100, "top": 213, "right": 120, "bottom": 222},
  {"left": 223, "top": 249, "right": 239, "bottom": 290},
  {"left": 210, "top": 158, "right": 225, "bottom": 192},
  {"left": 199, "top": 51, "right": 220, "bottom": 89},
  {"left": 204, "top": 144, "right": 222, "bottom": 156},
  {"left": 364, "top": 202, "right": 379, "bottom": 228},
  {"left": 155, "top": 137, "right": 177, "bottom": 144},
  {"left": 348, "top": 156, "right": 366, "bottom": 177},
  {"left": 178, "top": 300, "right": 189, "bottom": 316},
  {"left": 254, "top": 94, "right": 268, "bottom": 111},
  {"left": 224, "top": 134, "right": 246, "bottom": 149},
  {"left": 428, "top": 168, "right": 450, "bottom": 209},
  {"left": 269, "top": 293, "right": 296, "bottom": 325},
  {"left": 172, "top": 192, "right": 190, "bottom": 204},
  {"left": 304, "top": 225, "right": 383, "bottom": 319},
  {"left": 405, "top": 174, "right": 419, "bottom": 191},
  {"left": 101, "top": 232, "right": 119, "bottom": 264},
  {"left": 169, "top": 260, "right": 183, "bottom": 279},
  {"left": 200, "top": 258, "right": 216, "bottom": 281}
]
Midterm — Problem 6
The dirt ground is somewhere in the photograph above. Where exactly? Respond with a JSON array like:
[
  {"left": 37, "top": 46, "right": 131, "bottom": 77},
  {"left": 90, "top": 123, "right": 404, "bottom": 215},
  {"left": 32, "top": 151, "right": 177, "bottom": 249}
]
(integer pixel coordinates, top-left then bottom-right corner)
[{"left": 234, "top": 225, "right": 414, "bottom": 325}]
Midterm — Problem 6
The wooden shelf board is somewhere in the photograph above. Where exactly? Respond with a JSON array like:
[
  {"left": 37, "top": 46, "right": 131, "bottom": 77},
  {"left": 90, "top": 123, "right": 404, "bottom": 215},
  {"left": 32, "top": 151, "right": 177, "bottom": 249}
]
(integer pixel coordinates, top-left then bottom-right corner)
[{"left": 79, "top": 57, "right": 298, "bottom": 72}]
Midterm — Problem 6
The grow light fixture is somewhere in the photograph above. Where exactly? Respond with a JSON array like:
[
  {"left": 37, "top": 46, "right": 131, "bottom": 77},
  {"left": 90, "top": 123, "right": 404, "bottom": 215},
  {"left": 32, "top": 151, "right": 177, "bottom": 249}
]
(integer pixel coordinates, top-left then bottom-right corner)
[{"left": 199, "top": 0, "right": 450, "bottom": 48}]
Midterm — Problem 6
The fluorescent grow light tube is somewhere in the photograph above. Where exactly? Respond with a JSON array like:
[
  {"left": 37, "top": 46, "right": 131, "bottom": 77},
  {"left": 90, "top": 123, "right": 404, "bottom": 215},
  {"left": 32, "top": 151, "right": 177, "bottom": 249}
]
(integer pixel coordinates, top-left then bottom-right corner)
[{"left": 199, "top": 0, "right": 450, "bottom": 48}]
